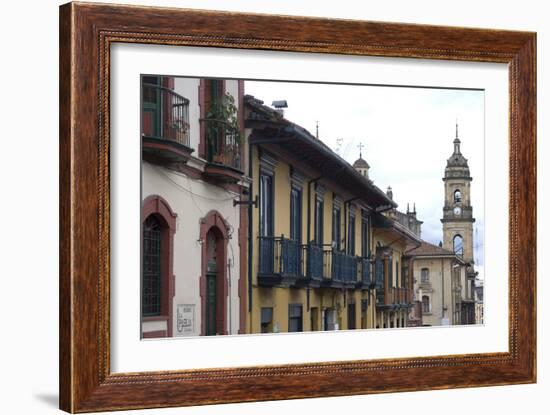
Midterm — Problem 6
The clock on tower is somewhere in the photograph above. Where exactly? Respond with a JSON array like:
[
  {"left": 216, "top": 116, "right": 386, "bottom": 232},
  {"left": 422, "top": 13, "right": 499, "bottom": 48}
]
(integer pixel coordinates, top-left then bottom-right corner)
[{"left": 441, "top": 123, "right": 475, "bottom": 264}]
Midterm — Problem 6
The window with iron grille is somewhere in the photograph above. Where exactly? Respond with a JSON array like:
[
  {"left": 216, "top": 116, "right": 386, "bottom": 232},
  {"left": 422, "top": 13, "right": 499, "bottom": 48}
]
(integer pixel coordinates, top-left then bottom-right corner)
[{"left": 143, "top": 215, "right": 162, "bottom": 316}]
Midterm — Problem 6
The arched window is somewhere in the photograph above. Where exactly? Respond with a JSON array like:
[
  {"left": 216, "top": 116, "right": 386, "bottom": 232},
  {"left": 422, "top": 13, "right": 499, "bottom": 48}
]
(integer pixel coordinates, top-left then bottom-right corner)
[
  {"left": 142, "top": 215, "right": 163, "bottom": 316},
  {"left": 141, "top": 195, "right": 177, "bottom": 338},
  {"left": 454, "top": 189, "right": 462, "bottom": 203},
  {"left": 421, "top": 267, "right": 430, "bottom": 283},
  {"left": 453, "top": 235, "right": 464, "bottom": 257}
]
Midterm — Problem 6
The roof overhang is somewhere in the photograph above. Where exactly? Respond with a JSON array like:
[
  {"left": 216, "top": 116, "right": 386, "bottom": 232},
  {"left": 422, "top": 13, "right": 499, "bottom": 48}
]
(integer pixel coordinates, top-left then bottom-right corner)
[{"left": 245, "top": 98, "right": 397, "bottom": 210}]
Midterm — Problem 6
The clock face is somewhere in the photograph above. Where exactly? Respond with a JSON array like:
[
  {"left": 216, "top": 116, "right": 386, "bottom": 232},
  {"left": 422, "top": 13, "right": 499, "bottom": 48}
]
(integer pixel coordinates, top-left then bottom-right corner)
[{"left": 453, "top": 206, "right": 462, "bottom": 216}]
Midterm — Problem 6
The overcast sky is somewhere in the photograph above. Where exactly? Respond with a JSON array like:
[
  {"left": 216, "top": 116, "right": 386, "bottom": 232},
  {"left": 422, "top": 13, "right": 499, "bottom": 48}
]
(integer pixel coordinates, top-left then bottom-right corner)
[{"left": 245, "top": 80, "right": 485, "bottom": 276}]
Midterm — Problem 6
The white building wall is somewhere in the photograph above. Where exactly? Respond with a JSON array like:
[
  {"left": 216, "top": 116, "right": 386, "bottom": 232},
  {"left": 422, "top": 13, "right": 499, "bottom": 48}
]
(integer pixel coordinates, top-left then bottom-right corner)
[{"left": 142, "top": 162, "right": 242, "bottom": 336}]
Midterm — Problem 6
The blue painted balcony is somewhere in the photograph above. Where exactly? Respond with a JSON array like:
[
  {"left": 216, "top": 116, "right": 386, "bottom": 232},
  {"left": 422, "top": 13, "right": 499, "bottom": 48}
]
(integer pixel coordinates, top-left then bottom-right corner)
[
  {"left": 294, "top": 243, "right": 324, "bottom": 288},
  {"left": 356, "top": 257, "right": 373, "bottom": 289},
  {"left": 258, "top": 236, "right": 301, "bottom": 287}
]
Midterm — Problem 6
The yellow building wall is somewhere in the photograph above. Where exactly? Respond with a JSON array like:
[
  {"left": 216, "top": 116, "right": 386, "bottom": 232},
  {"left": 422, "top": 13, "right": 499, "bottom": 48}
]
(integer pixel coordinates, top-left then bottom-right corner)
[{"left": 249, "top": 146, "right": 379, "bottom": 334}]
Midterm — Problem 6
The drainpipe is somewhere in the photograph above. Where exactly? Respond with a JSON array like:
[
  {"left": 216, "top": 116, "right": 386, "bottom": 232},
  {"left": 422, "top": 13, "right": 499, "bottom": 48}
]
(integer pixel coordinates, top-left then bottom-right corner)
[
  {"left": 441, "top": 259, "right": 445, "bottom": 322},
  {"left": 247, "top": 139, "right": 254, "bottom": 321}
]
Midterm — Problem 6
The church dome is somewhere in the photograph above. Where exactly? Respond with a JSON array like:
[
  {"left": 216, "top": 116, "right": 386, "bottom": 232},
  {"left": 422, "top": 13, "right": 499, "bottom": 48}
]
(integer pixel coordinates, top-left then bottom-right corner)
[{"left": 353, "top": 156, "right": 370, "bottom": 169}]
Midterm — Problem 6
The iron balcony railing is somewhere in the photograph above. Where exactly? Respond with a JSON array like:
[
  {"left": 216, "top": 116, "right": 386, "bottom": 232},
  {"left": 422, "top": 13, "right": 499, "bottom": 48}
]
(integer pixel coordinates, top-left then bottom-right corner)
[
  {"left": 201, "top": 119, "right": 242, "bottom": 171},
  {"left": 327, "top": 250, "right": 357, "bottom": 284},
  {"left": 359, "top": 257, "right": 372, "bottom": 286},
  {"left": 142, "top": 83, "right": 190, "bottom": 147},
  {"left": 303, "top": 243, "right": 323, "bottom": 281},
  {"left": 258, "top": 236, "right": 301, "bottom": 277},
  {"left": 258, "top": 237, "right": 373, "bottom": 287}
]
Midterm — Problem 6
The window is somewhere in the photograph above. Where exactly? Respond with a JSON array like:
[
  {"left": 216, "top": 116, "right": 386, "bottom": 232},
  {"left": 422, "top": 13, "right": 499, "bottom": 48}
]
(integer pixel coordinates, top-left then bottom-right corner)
[
  {"left": 142, "top": 215, "right": 163, "bottom": 316},
  {"left": 288, "top": 304, "right": 303, "bottom": 332},
  {"left": 422, "top": 295, "right": 430, "bottom": 313},
  {"left": 453, "top": 234, "right": 464, "bottom": 257},
  {"left": 332, "top": 204, "right": 341, "bottom": 250},
  {"left": 259, "top": 172, "right": 274, "bottom": 237},
  {"left": 260, "top": 307, "right": 273, "bottom": 333},
  {"left": 454, "top": 189, "right": 462, "bottom": 203},
  {"left": 347, "top": 209, "right": 356, "bottom": 255},
  {"left": 361, "top": 213, "right": 370, "bottom": 257},
  {"left": 259, "top": 172, "right": 275, "bottom": 275},
  {"left": 290, "top": 186, "right": 302, "bottom": 242},
  {"left": 421, "top": 267, "right": 430, "bottom": 283},
  {"left": 314, "top": 196, "right": 324, "bottom": 246}
]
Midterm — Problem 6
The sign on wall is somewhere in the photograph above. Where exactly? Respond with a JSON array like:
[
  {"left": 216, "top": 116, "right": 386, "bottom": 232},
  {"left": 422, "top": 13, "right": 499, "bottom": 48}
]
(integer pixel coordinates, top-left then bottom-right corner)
[{"left": 177, "top": 304, "right": 195, "bottom": 335}]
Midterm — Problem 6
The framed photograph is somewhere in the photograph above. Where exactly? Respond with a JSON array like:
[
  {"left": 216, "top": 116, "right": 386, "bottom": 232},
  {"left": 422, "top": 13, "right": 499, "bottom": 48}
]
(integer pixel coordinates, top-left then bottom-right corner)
[{"left": 59, "top": 2, "right": 536, "bottom": 412}]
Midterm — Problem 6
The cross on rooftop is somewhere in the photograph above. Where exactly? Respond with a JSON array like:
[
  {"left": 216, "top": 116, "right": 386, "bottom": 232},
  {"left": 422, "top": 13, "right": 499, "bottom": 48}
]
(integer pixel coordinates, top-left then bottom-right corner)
[{"left": 357, "top": 142, "right": 365, "bottom": 158}]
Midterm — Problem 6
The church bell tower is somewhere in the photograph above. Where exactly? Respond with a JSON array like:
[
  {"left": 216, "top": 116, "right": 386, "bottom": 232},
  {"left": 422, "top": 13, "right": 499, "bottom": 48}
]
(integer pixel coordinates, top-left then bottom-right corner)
[{"left": 441, "top": 123, "right": 475, "bottom": 264}]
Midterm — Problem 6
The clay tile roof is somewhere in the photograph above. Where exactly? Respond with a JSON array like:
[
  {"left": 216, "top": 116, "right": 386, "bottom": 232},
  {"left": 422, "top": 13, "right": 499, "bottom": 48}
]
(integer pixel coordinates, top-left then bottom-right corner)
[{"left": 406, "top": 240, "right": 455, "bottom": 256}]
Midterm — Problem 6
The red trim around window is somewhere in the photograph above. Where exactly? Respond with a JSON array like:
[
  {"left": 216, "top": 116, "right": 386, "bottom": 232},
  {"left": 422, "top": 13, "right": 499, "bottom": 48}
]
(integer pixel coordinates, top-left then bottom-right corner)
[{"left": 142, "top": 195, "right": 177, "bottom": 338}]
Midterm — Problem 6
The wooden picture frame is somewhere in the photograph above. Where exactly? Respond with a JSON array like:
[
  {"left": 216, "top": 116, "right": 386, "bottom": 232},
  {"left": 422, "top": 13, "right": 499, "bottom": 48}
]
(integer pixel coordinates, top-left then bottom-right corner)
[{"left": 59, "top": 2, "right": 536, "bottom": 412}]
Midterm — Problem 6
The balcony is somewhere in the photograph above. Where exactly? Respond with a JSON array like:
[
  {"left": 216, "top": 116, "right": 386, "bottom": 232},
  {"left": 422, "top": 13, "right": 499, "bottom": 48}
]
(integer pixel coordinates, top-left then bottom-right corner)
[
  {"left": 258, "top": 239, "right": 370, "bottom": 289},
  {"left": 376, "top": 286, "right": 411, "bottom": 310},
  {"left": 201, "top": 119, "right": 244, "bottom": 183},
  {"left": 356, "top": 257, "right": 372, "bottom": 289},
  {"left": 142, "top": 83, "right": 193, "bottom": 165},
  {"left": 331, "top": 250, "right": 357, "bottom": 289},
  {"left": 319, "top": 249, "right": 356, "bottom": 289},
  {"left": 294, "top": 243, "right": 324, "bottom": 288},
  {"left": 258, "top": 236, "right": 301, "bottom": 287}
]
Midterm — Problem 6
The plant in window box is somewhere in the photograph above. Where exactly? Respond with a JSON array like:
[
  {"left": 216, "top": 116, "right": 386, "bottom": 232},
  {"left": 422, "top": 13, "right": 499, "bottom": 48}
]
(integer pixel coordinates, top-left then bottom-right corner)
[{"left": 205, "top": 93, "right": 242, "bottom": 166}]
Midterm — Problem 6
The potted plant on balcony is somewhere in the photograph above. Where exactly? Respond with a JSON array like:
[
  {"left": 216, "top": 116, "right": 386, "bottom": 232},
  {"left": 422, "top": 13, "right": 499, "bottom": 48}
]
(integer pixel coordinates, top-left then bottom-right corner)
[{"left": 205, "top": 92, "right": 242, "bottom": 166}]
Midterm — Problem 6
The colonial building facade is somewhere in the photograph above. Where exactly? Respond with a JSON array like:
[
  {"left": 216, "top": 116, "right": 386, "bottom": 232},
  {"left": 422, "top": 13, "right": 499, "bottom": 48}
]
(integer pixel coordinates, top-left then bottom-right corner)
[
  {"left": 140, "top": 77, "right": 248, "bottom": 338},
  {"left": 140, "top": 77, "right": 481, "bottom": 337},
  {"left": 244, "top": 95, "right": 407, "bottom": 334}
]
